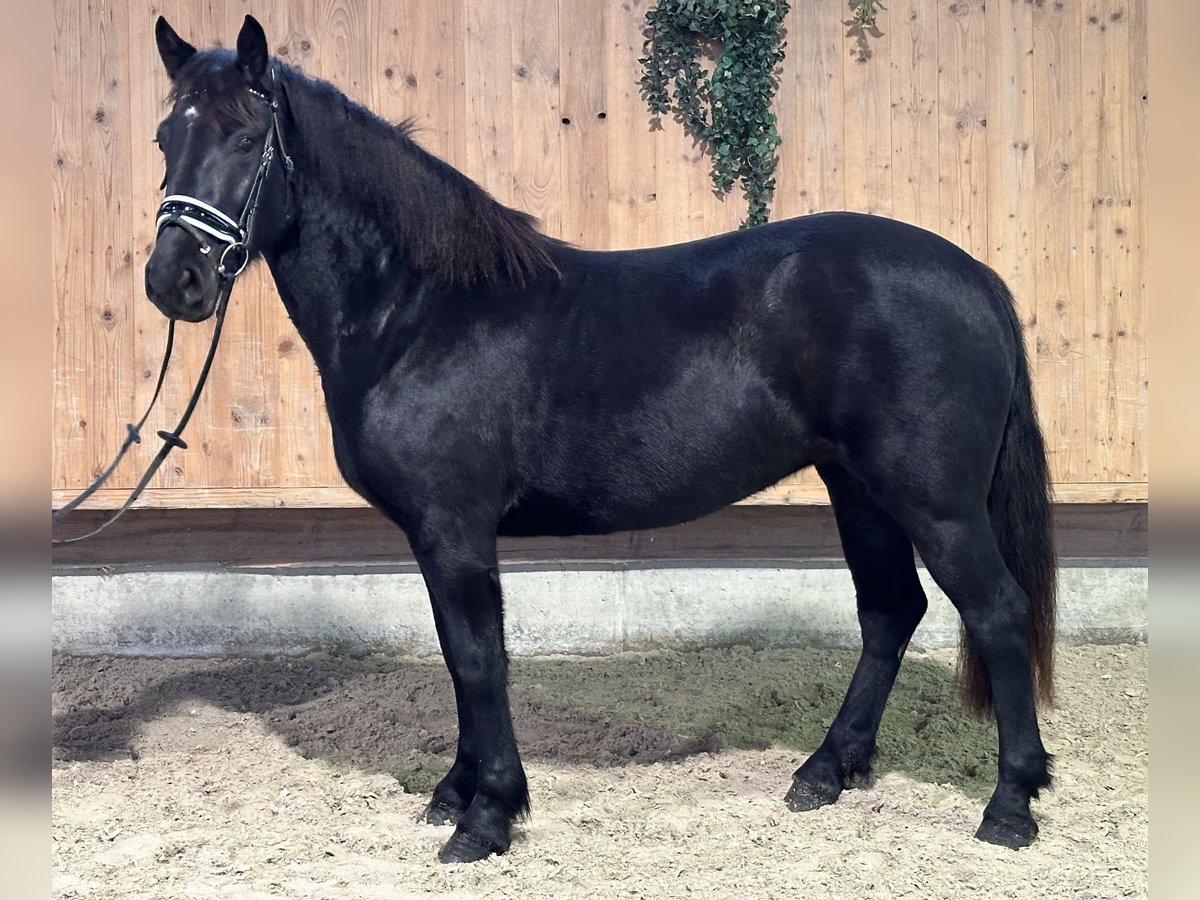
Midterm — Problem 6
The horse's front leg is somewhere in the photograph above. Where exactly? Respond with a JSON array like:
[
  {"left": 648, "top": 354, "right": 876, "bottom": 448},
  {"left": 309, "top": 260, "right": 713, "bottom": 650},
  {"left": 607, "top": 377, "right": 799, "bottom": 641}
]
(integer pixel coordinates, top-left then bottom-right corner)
[{"left": 413, "top": 531, "right": 528, "bottom": 863}]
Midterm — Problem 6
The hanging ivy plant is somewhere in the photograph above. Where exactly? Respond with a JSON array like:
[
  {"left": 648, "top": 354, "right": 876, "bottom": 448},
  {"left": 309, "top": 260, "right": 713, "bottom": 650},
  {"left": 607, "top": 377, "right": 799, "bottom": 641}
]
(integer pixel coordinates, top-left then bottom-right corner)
[{"left": 640, "top": 1, "right": 790, "bottom": 228}]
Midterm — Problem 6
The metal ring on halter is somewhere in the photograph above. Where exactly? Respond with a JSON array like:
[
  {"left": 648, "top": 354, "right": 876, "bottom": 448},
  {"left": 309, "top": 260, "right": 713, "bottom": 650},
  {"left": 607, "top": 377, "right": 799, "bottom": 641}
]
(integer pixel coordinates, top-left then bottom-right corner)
[{"left": 217, "top": 241, "right": 250, "bottom": 277}]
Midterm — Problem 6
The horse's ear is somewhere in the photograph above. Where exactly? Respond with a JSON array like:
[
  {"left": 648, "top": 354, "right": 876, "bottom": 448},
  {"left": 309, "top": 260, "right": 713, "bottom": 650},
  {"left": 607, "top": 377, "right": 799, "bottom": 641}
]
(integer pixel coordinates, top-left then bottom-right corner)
[
  {"left": 236, "top": 15, "right": 269, "bottom": 87},
  {"left": 155, "top": 17, "right": 196, "bottom": 81}
]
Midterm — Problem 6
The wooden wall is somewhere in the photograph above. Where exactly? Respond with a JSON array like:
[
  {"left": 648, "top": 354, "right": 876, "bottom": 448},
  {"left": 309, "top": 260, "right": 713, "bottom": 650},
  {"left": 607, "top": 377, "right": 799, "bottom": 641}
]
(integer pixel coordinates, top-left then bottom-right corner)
[{"left": 51, "top": 0, "right": 1148, "bottom": 509}]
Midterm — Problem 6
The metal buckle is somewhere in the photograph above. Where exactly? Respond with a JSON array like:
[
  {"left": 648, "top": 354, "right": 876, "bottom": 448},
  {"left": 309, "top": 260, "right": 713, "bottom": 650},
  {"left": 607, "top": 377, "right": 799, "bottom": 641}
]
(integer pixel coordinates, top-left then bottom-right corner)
[{"left": 217, "top": 242, "right": 250, "bottom": 278}]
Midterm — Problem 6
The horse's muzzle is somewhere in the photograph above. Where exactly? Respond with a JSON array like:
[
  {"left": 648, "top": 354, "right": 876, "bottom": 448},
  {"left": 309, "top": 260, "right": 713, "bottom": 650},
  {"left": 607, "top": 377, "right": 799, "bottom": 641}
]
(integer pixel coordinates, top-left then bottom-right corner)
[{"left": 144, "top": 229, "right": 220, "bottom": 322}]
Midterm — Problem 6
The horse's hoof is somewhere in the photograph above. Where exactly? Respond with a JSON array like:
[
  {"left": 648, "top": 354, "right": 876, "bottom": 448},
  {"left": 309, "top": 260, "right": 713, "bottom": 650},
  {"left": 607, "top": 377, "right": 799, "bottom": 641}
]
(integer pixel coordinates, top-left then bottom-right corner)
[
  {"left": 438, "top": 828, "right": 505, "bottom": 864},
  {"left": 784, "top": 777, "right": 841, "bottom": 812},
  {"left": 975, "top": 813, "right": 1038, "bottom": 849},
  {"left": 421, "top": 799, "right": 464, "bottom": 827}
]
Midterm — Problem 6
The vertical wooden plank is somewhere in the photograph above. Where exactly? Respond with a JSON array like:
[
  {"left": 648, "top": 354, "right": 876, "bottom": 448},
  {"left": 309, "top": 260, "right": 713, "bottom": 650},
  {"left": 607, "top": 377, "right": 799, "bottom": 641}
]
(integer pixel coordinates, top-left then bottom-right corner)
[
  {"left": 890, "top": 0, "right": 941, "bottom": 232},
  {"left": 372, "top": 0, "right": 465, "bottom": 166},
  {"left": 654, "top": 110, "right": 708, "bottom": 244},
  {"left": 985, "top": 0, "right": 1036, "bottom": 377},
  {"left": 510, "top": 0, "right": 563, "bottom": 236},
  {"left": 1080, "top": 0, "right": 1144, "bottom": 485},
  {"left": 936, "top": 0, "right": 987, "bottom": 257},
  {"left": 786, "top": 0, "right": 845, "bottom": 217},
  {"left": 464, "top": 0, "right": 515, "bottom": 204},
  {"left": 51, "top": 0, "right": 84, "bottom": 492},
  {"left": 842, "top": 0, "right": 893, "bottom": 216},
  {"left": 1031, "top": 0, "right": 1087, "bottom": 485},
  {"left": 558, "top": 1, "right": 608, "bottom": 247},
  {"left": 1129, "top": 0, "right": 1148, "bottom": 484},
  {"left": 308, "top": 0, "right": 372, "bottom": 101},
  {"left": 767, "top": 2, "right": 802, "bottom": 222},
  {"left": 1078, "top": 1, "right": 1106, "bottom": 485},
  {"left": 74, "top": 0, "right": 136, "bottom": 489},
  {"left": 604, "top": 0, "right": 658, "bottom": 249}
]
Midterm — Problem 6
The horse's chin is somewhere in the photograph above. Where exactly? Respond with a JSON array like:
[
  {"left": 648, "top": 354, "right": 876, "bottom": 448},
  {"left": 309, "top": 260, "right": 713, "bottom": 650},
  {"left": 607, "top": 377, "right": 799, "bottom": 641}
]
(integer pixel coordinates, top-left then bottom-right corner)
[
  {"left": 170, "top": 305, "right": 217, "bottom": 323},
  {"left": 146, "top": 291, "right": 218, "bottom": 323}
]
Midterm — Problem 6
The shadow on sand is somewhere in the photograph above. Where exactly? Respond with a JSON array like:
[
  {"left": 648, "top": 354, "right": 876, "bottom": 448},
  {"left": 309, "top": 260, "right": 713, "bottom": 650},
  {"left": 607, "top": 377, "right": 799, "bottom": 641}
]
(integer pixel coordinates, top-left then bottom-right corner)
[{"left": 52, "top": 647, "right": 998, "bottom": 799}]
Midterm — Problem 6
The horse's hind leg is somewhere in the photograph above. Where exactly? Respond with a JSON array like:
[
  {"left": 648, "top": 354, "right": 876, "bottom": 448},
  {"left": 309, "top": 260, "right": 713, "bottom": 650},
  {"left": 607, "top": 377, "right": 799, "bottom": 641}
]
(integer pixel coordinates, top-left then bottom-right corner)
[
  {"left": 409, "top": 526, "right": 528, "bottom": 864},
  {"left": 786, "top": 462, "right": 928, "bottom": 812},
  {"left": 905, "top": 511, "right": 1051, "bottom": 848}
]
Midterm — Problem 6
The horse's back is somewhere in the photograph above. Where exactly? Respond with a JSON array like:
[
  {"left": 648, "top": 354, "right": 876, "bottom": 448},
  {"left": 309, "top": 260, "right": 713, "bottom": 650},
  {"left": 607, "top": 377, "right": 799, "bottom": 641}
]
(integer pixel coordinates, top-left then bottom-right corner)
[{"left": 549, "top": 211, "right": 1021, "bottom": 430}]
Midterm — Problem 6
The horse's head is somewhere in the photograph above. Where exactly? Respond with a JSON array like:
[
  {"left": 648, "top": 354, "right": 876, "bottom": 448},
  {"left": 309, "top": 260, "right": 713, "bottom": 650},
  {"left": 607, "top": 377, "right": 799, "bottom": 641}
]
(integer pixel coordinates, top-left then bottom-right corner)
[{"left": 145, "top": 15, "right": 291, "bottom": 322}]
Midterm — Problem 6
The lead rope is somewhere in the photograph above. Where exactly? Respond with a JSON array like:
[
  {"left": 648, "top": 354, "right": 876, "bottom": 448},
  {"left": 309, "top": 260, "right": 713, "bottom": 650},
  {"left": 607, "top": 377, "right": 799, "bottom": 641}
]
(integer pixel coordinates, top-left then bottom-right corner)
[
  {"left": 51, "top": 281, "right": 233, "bottom": 544},
  {"left": 50, "top": 320, "right": 176, "bottom": 527}
]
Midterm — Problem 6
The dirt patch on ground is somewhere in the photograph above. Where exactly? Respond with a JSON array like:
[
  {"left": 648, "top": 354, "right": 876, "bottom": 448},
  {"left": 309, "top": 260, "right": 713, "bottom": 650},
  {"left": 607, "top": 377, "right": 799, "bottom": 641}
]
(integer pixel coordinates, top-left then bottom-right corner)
[{"left": 53, "top": 644, "right": 1146, "bottom": 899}]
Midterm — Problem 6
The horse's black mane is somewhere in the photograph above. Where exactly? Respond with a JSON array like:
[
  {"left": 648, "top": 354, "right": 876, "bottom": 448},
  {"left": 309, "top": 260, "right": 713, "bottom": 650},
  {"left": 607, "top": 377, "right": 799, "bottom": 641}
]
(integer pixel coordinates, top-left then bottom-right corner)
[{"left": 169, "top": 51, "right": 560, "bottom": 287}]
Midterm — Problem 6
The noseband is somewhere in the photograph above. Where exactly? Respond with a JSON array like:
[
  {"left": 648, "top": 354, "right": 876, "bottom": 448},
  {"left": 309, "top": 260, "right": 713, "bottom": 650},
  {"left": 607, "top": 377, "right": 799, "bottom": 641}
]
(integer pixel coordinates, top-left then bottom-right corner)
[
  {"left": 155, "top": 81, "right": 293, "bottom": 278},
  {"left": 52, "top": 77, "right": 294, "bottom": 545}
]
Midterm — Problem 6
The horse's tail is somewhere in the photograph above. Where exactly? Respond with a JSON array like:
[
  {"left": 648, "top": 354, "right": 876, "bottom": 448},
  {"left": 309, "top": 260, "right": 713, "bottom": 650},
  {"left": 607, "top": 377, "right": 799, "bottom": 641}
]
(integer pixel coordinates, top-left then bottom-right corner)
[{"left": 959, "top": 269, "right": 1057, "bottom": 717}]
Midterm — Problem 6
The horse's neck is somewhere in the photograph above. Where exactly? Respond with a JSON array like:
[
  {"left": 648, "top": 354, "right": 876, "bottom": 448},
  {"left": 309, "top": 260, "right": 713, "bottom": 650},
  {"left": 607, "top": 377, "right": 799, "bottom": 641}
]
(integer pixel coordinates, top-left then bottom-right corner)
[
  {"left": 263, "top": 196, "right": 430, "bottom": 381},
  {"left": 258, "top": 84, "right": 539, "bottom": 387}
]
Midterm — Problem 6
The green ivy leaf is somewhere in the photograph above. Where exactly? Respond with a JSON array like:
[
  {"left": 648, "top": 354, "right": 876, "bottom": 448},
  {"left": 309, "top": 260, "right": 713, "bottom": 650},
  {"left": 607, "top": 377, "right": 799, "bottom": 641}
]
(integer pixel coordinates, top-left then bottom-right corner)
[{"left": 639, "top": 0, "right": 791, "bottom": 227}]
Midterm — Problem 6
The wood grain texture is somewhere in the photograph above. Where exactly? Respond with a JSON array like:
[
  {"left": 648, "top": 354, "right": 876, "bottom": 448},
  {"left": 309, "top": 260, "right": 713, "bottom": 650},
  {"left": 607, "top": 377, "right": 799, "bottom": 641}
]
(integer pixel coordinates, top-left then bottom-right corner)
[
  {"left": 75, "top": 0, "right": 135, "bottom": 492},
  {"left": 1080, "top": 0, "right": 1144, "bottom": 485},
  {"left": 842, "top": 0, "right": 893, "bottom": 217},
  {"left": 890, "top": 0, "right": 941, "bottom": 233},
  {"left": 985, "top": 0, "right": 1035, "bottom": 374},
  {"left": 52, "top": 0, "right": 84, "bottom": 492},
  {"left": 464, "top": 1, "right": 515, "bottom": 204},
  {"left": 603, "top": 0, "right": 658, "bottom": 249},
  {"left": 557, "top": 1, "right": 608, "bottom": 247},
  {"left": 51, "top": 0, "right": 1149, "bottom": 509},
  {"left": 510, "top": 0, "right": 563, "bottom": 235},
  {"left": 936, "top": 0, "right": 988, "bottom": 259},
  {"left": 787, "top": 0, "right": 845, "bottom": 217},
  {"left": 1032, "top": 0, "right": 1084, "bottom": 484}
]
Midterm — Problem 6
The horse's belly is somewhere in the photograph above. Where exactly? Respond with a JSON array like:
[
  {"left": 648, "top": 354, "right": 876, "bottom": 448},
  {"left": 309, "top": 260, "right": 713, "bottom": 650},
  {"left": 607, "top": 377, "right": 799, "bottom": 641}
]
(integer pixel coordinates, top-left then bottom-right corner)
[
  {"left": 499, "top": 471, "right": 798, "bottom": 537},
  {"left": 503, "top": 417, "right": 814, "bottom": 536}
]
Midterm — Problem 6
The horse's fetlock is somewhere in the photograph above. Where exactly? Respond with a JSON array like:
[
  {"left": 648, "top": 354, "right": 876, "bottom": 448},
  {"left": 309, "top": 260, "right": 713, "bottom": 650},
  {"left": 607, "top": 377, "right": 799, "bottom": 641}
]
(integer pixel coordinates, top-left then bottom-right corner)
[
  {"left": 477, "top": 761, "right": 529, "bottom": 816},
  {"left": 1005, "top": 748, "right": 1053, "bottom": 798},
  {"left": 839, "top": 745, "right": 876, "bottom": 785}
]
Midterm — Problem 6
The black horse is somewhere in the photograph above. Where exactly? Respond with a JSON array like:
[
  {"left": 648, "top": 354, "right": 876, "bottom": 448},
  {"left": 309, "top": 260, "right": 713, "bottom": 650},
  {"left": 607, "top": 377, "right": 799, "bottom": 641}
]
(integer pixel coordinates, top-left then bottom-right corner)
[{"left": 144, "top": 16, "right": 1056, "bottom": 863}]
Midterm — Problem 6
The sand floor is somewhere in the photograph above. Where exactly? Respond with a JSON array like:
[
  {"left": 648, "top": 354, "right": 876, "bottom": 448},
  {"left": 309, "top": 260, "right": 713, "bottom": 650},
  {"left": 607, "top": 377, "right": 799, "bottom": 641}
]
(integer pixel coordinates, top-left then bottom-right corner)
[{"left": 52, "top": 644, "right": 1147, "bottom": 899}]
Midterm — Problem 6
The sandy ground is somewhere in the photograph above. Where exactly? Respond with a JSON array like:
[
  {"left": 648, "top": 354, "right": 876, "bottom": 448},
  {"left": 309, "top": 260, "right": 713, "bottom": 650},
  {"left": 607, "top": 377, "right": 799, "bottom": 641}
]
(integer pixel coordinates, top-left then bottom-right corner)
[{"left": 52, "top": 644, "right": 1146, "bottom": 899}]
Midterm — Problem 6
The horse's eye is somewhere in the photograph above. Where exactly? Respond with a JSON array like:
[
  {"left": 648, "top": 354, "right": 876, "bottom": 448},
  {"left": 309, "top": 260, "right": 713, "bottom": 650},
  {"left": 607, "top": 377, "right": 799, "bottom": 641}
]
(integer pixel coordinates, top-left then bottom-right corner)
[{"left": 236, "top": 134, "right": 256, "bottom": 152}]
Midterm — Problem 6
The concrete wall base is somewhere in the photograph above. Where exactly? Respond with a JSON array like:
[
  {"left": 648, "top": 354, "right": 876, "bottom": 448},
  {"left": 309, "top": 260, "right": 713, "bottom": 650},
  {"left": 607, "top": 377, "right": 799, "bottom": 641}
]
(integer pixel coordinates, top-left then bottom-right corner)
[{"left": 52, "top": 563, "right": 1147, "bottom": 657}]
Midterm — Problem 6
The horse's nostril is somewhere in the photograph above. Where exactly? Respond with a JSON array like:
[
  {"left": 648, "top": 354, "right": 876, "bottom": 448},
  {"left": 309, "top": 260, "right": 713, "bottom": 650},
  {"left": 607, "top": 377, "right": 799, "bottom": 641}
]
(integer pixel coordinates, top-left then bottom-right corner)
[{"left": 177, "top": 267, "right": 195, "bottom": 290}]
